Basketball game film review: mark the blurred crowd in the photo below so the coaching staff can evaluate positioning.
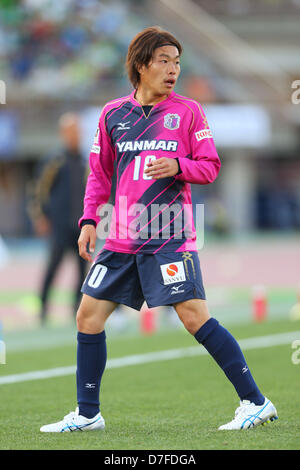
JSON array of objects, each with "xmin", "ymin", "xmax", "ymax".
[
  {"xmin": 0, "ymin": 0, "xmax": 223, "ymax": 102},
  {"xmin": 1, "ymin": 0, "xmax": 300, "ymax": 100},
  {"xmin": 0, "ymin": 0, "xmax": 143, "ymax": 99},
  {"xmin": 194, "ymin": 0, "xmax": 300, "ymax": 15}
]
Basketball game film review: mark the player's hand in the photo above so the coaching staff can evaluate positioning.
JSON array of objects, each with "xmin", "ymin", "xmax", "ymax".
[
  {"xmin": 78, "ymin": 224, "xmax": 96, "ymax": 263},
  {"xmin": 144, "ymin": 157, "xmax": 179, "ymax": 179}
]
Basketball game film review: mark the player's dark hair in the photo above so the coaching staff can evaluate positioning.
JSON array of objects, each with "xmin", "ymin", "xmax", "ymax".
[{"xmin": 126, "ymin": 26, "xmax": 182, "ymax": 89}]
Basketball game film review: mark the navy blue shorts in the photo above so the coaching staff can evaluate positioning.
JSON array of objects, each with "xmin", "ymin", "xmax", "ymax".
[{"xmin": 81, "ymin": 249, "xmax": 206, "ymax": 311}]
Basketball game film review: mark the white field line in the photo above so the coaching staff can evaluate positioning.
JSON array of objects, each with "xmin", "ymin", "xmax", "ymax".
[{"xmin": 0, "ymin": 330, "xmax": 299, "ymax": 386}]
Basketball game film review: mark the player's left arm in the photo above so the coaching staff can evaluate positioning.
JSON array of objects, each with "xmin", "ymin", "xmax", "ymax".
[
  {"xmin": 144, "ymin": 103, "xmax": 220, "ymax": 183},
  {"xmin": 174, "ymin": 102, "xmax": 221, "ymax": 184}
]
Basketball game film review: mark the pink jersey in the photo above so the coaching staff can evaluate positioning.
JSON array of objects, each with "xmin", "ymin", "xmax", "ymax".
[{"xmin": 79, "ymin": 90, "xmax": 221, "ymax": 253}]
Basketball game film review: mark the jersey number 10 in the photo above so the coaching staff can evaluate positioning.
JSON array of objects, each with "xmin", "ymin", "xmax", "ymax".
[{"xmin": 133, "ymin": 155, "xmax": 156, "ymax": 181}]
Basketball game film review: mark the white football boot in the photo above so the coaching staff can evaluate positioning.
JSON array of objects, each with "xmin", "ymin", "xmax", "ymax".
[
  {"xmin": 40, "ymin": 408, "xmax": 105, "ymax": 433},
  {"xmin": 218, "ymin": 397, "xmax": 278, "ymax": 430}
]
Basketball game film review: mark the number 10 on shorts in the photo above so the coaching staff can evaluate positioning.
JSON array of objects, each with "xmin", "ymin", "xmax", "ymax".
[{"xmin": 87, "ymin": 264, "xmax": 108, "ymax": 288}]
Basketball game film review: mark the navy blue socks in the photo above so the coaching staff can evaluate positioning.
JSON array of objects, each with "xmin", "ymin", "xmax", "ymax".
[
  {"xmin": 76, "ymin": 330, "xmax": 107, "ymax": 418},
  {"xmin": 76, "ymin": 318, "xmax": 264, "ymax": 419},
  {"xmin": 194, "ymin": 318, "xmax": 264, "ymax": 405}
]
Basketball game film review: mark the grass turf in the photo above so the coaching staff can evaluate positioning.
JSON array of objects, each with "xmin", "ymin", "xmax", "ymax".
[{"xmin": 0, "ymin": 318, "xmax": 299, "ymax": 450}]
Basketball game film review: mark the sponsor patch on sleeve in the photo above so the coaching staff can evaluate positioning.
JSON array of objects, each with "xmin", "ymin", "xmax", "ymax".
[
  {"xmin": 91, "ymin": 144, "xmax": 100, "ymax": 154},
  {"xmin": 195, "ymin": 129, "xmax": 213, "ymax": 142},
  {"xmin": 91, "ymin": 127, "xmax": 100, "ymax": 153}
]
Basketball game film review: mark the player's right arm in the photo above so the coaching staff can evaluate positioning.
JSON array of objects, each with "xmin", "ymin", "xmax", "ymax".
[
  {"xmin": 78, "ymin": 107, "xmax": 115, "ymax": 261},
  {"xmin": 78, "ymin": 223, "xmax": 97, "ymax": 263}
]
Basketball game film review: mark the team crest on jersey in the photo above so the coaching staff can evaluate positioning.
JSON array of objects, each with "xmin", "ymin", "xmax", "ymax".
[{"xmin": 164, "ymin": 113, "xmax": 180, "ymax": 130}]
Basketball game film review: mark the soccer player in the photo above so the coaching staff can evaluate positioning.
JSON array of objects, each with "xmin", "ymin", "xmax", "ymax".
[{"xmin": 40, "ymin": 26, "xmax": 278, "ymax": 432}]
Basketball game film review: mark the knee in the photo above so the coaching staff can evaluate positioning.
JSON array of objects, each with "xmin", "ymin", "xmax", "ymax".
[
  {"xmin": 76, "ymin": 297, "xmax": 116, "ymax": 334},
  {"xmin": 175, "ymin": 300, "xmax": 210, "ymax": 335},
  {"xmin": 76, "ymin": 305, "xmax": 88, "ymax": 332},
  {"xmin": 179, "ymin": 311, "xmax": 202, "ymax": 335},
  {"xmin": 76, "ymin": 304, "xmax": 100, "ymax": 333}
]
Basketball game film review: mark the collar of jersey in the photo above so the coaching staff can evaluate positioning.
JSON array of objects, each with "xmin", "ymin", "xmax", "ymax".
[{"xmin": 129, "ymin": 89, "xmax": 175, "ymax": 109}]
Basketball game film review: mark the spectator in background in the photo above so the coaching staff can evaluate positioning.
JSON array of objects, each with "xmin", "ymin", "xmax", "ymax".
[{"xmin": 28, "ymin": 112, "xmax": 87, "ymax": 325}]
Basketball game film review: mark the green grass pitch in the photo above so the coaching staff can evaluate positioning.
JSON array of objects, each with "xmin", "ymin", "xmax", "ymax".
[{"xmin": 0, "ymin": 318, "xmax": 299, "ymax": 450}]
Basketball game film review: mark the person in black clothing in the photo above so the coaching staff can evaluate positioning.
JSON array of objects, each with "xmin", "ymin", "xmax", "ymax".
[{"xmin": 29, "ymin": 112, "xmax": 88, "ymax": 324}]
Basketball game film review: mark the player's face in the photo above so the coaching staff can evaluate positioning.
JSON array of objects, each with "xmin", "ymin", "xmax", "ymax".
[{"xmin": 139, "ymin": 45, "xmax": 181, "ymax": 96}]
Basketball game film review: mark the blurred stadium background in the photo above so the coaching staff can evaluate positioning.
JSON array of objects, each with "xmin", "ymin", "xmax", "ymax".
[{"xmin": 0, "ymin": 0, "xmax": 300, "ymax": 346}]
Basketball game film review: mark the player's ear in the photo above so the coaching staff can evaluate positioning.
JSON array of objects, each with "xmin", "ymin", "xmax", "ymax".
[{"xmin": 137, "ymin": 63, "xmax": 145, "ymax": 76}]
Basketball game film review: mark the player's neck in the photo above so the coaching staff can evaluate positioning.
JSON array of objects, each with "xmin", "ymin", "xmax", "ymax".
[{"xmin": 135, "ymin": 87, "xmax": 170, "ymax": 106}]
